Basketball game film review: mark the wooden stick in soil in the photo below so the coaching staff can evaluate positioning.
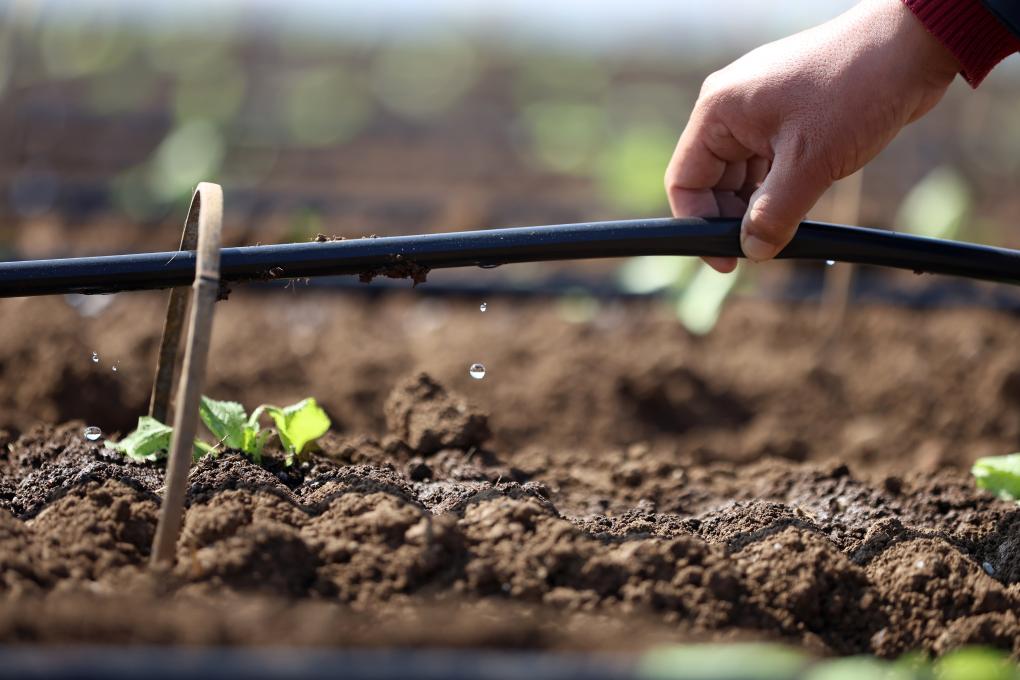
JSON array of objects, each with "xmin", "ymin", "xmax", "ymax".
[
  {"xmin": 150, "ymin": 183, "xmax": 223, "ymax": 567},
  {"xmin": 148, "ymin": 204, "xmax": 201, "ymax": 423}
]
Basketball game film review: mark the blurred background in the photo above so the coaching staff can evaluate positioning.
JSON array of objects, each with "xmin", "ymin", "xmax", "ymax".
[{"xmin": 1, "ymin": 0, "xmax": 1019, "ymax": 331}]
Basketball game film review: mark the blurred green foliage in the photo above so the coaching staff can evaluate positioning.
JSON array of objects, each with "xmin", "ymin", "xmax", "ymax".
[
  {"xmin": 639, "ymin": 643, "xmax": 809, "ymax": 680},
  {"xmin": 972, "ymin": 452, "xmax": 1020, "ymax": 501},
  {"xmin": 556, "ymin": 287, "xmax": 600, "ymax": 324},
  {"xmin": 83, "ymin": 66, "xmax": 159, "ymax": 114},
  {"xmin": 173, "ymin": 61, "xmax": 247, "ymax": 123},
  {"xmin": 40, "ymin": 18, "xmax": 137, "ymax": 78},
  {"xmin": 895, "ymin": 166, "xmax": 972, "ymax": 240},
  {"xmin": 617, "ymin": 256, "xmax": 698, "ymax": 295},
  {"xmin": 638, "ymin": 643, "xmax": 1020, "ymax": 680},
  {"xmin": 513, "ymin": 54, "xmax": 611, "ymax": 105},
  {"xmin": 596, "ymin": 123, "xmax": 674, "ymax": 215},
  {"xmin": 521, "ymin": 100, "xmax": 606, "ymax": 173},
  {"xmin": 372, "ymin": 33, "xmax": 479, "ymax": 120},
  {"xmin": 149, "ymin": 120, "xmax": 225, "ymax": 202},
  {"xmin": 282, "ymin": 65, "xmax": 372, "ymax": 147},
  {"xmin": 6, "ymin": 7, "xmax": 1013, "ymax": 259},
  {"xmin": 675, "ymin": 262, "xmax": 739, "ymax": 335},
  {"xmin": 617, "ymin": 255, "xmax": 738, "ymax": 335}
]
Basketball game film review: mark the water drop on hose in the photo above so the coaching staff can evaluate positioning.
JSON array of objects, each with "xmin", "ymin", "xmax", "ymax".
[
  {"xmin": 91, "ymin": 352, "xmax": 99, "ymax": 363},
  {"xmin": 479, "ymin": 302, "xmax": 487, "ymax": 312}
]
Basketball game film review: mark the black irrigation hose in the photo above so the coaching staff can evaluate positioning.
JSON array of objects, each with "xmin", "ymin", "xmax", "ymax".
[{"xmin": 1, "ymin": 217, "xmax": 1018, "ymax": 298}]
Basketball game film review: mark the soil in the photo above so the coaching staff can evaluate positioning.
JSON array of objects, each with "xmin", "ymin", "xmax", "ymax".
[{"xmin": 1, "ymin": 291, "xmax": 1020, "ymax": 658}]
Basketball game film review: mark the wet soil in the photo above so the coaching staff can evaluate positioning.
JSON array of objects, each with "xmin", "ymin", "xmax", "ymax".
[{"xmin": 1, "ymin": 293, "xmax": 1019, "ymax": 656}]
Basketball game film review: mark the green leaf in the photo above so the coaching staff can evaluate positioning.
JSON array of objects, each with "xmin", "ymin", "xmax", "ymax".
[
  {"xmin": 199, "ymin": 396, "xmax": 248, "ymax": 450},
  {"xmin": 265, "ymin": 398, "xmax": 330, "ymax": 463},
  {"xmin": 105, "ymin": 416, "xmax": 173, "ymax": 462},
  {"xmin": 617, "ymin": 256, "xmax": 698, "ymax": 295},
  {"xmin": 972, "ymin": 454, "xmax": 1020, "ymax": 501},
  {"xmin": 676, "ymin": 262, "xmax": 739, "ymax": 335},
  {"xmin": 801, "ymin": 656, "xmax": 914, "ymax": 680},
  {"xmin": 935, "ymin": 647, "xmax": 1015, "ymax": 680},
  {"xmin": 240, "ymin": 427, "xmax": 269, "ymax": 464},
  {"xmin": 638, "ymin": 643, "xmax": 809, "ymax": 680}
]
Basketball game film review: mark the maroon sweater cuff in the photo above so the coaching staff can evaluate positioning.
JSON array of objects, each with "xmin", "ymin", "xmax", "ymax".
[{"xmin": 902, "ymin": 0, "xmax": 1020, "ymax": 86}]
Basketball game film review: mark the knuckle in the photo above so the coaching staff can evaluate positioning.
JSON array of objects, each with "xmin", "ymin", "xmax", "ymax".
[
  {"xmin": 700, "ymin": 70, "xmax": 724, "ymax": 96},
  {"xmin": 746, "ymin": 200, "xmax": 793, "ymax": 244}
]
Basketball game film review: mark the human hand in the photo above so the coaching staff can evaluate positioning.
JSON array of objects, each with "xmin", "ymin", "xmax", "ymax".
[{"xmin": 664, "ymin": 0, "xmax": 960, "ymax": 272}]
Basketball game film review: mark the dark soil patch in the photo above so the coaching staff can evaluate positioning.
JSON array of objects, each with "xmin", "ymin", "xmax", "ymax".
[{"xmin": 1, "ymin": 325, "xmax": 1019, "ymax": 656}]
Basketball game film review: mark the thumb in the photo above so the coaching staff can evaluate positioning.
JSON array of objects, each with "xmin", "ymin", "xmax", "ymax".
[{"xmin": 740, "ymin": 145, "xmax": 832, "ymax": 262}]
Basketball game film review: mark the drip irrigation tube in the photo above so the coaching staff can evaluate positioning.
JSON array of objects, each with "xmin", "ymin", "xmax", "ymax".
[{"xmin": 1, "ymin": 218, "xmax": 1018, "ymax": 298}]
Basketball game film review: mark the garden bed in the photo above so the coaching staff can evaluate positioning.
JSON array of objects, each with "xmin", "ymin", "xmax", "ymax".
[{"xmin": 0, "ymin": 292, "xmax": 1019, "ymax": 659}]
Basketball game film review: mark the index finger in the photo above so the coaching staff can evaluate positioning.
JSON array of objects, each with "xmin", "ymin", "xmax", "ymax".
[{"xmin": 665, "ymin": 113, "xmax": 757, "ymax": 273}]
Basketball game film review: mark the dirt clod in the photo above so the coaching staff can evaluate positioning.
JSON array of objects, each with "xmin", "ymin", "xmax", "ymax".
[
  {"xmin": 0, "ymin": 298, "xmax": 1018, "ymax": 656},
  {"xmin": 384, "ymin": 373, "xmax": 490, "ymax": 455}
]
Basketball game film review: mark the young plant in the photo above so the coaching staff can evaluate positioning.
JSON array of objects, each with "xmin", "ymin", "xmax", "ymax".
[
  {"xmin": 107, "ymin": 396, "xmax": 331, "ymax": 467},
  {"xmin": 972, "ymin": 453, "xmax": 1020, "ymax": 501},
  {"xmin": 254, "ymin": 398, "xmax": 331, "ymax": 465},
  {"xmin": 199, "ymin": 397, "xmax": 270, "ymax": 462},
  {"xmin": 199, "ymin": 395, "xmax": 330, "ymax": 465},
  {"xmin": 105, "ymin": 416, "xmax": 211, "ymax": 462}
]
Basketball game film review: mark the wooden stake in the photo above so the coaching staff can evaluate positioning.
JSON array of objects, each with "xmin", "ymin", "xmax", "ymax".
[
  {"xmin": 148, "ymin": 207, "xmax": 200, "ymax": 424},
  {"xmin": 150, "ymin": 183, "xmax": 223, "ymax": 566}
]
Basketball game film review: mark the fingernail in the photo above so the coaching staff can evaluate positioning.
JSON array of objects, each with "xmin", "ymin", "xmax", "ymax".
[{"xmin": 741, "ymin": 233, "xmax": 778, "ymax": 262}]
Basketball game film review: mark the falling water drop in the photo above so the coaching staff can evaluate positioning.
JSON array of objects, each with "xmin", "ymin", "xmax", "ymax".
[
  {"xmin": 825, "ymin": 260, "xmax": 835, "ymax": 266},
  {"xmin": 469, "ymin": 363, "xmax": 486, "ymax": 380},
  {"xmin": 479, "ymin": 302, "xmax": 487, "ymax": 312},
  {"xmin": 112, "ymin": 362, "xmax": 119, "ymax": 372},
  {"xmin": 91, "ymin": 352, "xmax": 99, "ymax": 363},
  {"xmin": 83, "ymin": 426, "xmax": 102, "ymax": 441}
]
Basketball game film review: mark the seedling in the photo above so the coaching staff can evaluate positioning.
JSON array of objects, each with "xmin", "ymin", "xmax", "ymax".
[
  {"xmin": 971, "ymin": 453, "xmax": 1020, "ymax": 501},
  {"xmin": 199, "ymin": 396, "xmax": 330, "ymax": 465},
  {"xmin": 106, "ymin": 395, "xmax": 330, "ymax": 467},
  {"xmin": 105, "ymin": 416, "xmax": 211, "ymax": 462}
]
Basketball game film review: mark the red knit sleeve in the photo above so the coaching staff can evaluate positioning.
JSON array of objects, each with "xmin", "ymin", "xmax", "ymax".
[{"xmin": 902, "ymin": 0, "xmax": 1020, "ymax": 86}]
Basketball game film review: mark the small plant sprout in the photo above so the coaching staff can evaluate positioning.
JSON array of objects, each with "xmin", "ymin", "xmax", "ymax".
[
  {"xmin": 199, "ymin": 397, "xmax": 271, "ymax": 462},
  {"xmin": 196, "ymin": 395, "xmax": 328, "ymax": 464},
  {"xmin": 971, "ymin": 453, "xmax": 1020, "ymax": 501},
  {"xmin": 106, "ymin": 396, "xmax": 330, "ymax": 467},
  {"xmin": 255, "ymin": 398, "xmax": 331, "ymax": 465},
  {"xmin": 105, "ymin": 416, "xmax": 211, "ymax": 462},
  {"xmin": 199, "ymin": 395, "xmax": 331, "ymax": 465}
]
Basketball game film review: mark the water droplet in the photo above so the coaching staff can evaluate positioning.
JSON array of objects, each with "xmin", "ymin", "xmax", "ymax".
[
  {"xmin": 479, "ymin": 302, "xmax": 487, "ymax": 312},
  {"xmin": 83, "ymin": 426, "xmax": 102, "ymax": 441},
  {"xmin": 825, "ymin": 260, "xmax": 835, "ymax": 266},
  {"xmin": 91, "ymin": 352, "xmax": 99, "ymax": 363},
  {"xmin": 469, "ymin": 363, "xmax": 486, "ymax": 380},
  {"xmin": 478, "ymin": 263, "xmax": 501, "ymax": 269},
  {"xmin": 112, "ymin": 363, "xmax": 119, "ymax": 372}
]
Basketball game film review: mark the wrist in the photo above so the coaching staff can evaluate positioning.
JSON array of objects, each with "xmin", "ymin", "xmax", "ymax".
[
  {"xmin": 881, "ymin": 0, "xmax": 962, "ymax": 87},
  {"xmin": 901, "ymin": 0, "xmax": 1020, "ymax": 86}
]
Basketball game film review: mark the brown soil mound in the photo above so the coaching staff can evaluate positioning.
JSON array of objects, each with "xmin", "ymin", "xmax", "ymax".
[
  {"xmin": 1, "ymin": 293, "xmax": 1019, "ymax": 655},
  {"xmin": 0, "ymin": 353, "xmax": 1019, "ymax": 655}
]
